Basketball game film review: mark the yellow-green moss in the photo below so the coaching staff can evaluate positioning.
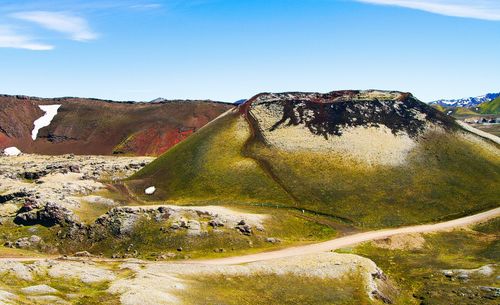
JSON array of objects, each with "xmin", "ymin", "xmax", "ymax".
[
  {"xmin": 340, "ymin": 226, "xmax": 499, "ymax": 305},
  {"xmin": 177, "ymin": 273, "xmax": 373, "ymax": 305},
  {"xmin": 0, "ymin": 271, "xmax": 119, "ymax": 305}
]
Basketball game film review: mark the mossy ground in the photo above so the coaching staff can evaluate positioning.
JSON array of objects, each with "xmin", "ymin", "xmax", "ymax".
[
  {"xmin": 72, "ymin": 199, "xmax": 114, "ymax": 225},
  {"xmin": 176, "ymin": 272, "xmax": 373, "ymax": 305},
  {"xmin": 0, "ymin": 270, "xmax": 119, "ymax": 304},
  {"xmin": 0, "ymin": 221, "xmax": 61, "ymax": 255},
  {"xmin": 340, "ymin": 219, "xmax": 500, "ymax": 304}
]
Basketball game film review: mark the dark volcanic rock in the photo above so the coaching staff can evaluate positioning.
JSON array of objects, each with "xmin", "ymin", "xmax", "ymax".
[
  {"xmin": 20, "ymin": 197, "xmax": 41, "ymax": 212},
  {"xmin": 15, "ymin": 202, "xmax": 75, "ymax": 227},
  {"xmin": 247, "ymin": 90, "xmax": 457, "ymax": 140},
  {"xmin": 23, "ymin": 171, "xmax": 48, "ymax": 180},
  {"xmin": 0, "ymin": 191, "xmax": 30, "ymax": 204}
]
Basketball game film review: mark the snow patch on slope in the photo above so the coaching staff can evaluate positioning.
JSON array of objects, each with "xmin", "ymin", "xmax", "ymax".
[
  {"xmin": 31, "ymin": 105, "xmax": 61, "ymax": 140},
  {"xmin": 145, "ymin": 186, "xmax": 156, "ymax": 195},
  {"xmin": 3, "ymin": 147, "xmax": 21, "ymax": 156}
]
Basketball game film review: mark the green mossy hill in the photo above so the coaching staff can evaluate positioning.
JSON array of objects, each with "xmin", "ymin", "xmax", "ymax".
[
  {"xmin": 128, "ymin": 91, "xmax": 500, "ymax": 228},
  {"xmin": 453, "ymin": 107, "xmax": 479, "ymax": 116},
  {"xmin": 432, "ymin": 105, "xmax": 479, "ymax": 116},
  {"xmin": 479, "ymin": 97, "xmax": 500, "ymax": 114},
  {"xmin": 431, "ymin": 104, "xmax": 446, "ymax": 113},
  {"xmin": 246, "ymin": 132, "xmax": 500, "ymax": 227},
  {"xmin": 128, "ymin": 109, "xmax": 293, "ymax": 205}
]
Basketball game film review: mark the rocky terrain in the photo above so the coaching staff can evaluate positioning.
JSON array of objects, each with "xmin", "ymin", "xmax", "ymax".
[
  {"xmin": 0, "ymin": 154, "xmax": 153, "ymax": 209},
  {"xmin": 0, "ymin": 95, "xmax": 233, "ymax": 156},
  {"xmin": 0, "ymin": 153, "xmax": 307, "ymax": 260},
  {"xmin": 0, "ymin": 252, "xmax": 393, "ymax": 305}
]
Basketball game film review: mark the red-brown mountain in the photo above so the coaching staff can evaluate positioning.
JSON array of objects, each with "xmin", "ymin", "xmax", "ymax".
[{"xmin": 0, "ymin": 95, "xmax": 232, "ymax": 156}]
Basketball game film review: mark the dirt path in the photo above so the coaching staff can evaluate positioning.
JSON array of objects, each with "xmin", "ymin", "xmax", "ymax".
[
  {"xmin": 1, "ymin": 207, "xmax": 499, "ymax": 265},
  {"xmin": 189, "ymin": 207, "xmax": 500, "ymax": 265},
  {"xmin": 458, "ymin": 121, "xmax": 500, "ymax": 145}
]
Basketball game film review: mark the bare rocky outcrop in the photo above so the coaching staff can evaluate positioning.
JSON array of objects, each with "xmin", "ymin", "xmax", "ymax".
[
  {"xmin": 93, "ymin": 205, "xmax": 266, "ymax": 239},
  {"xmin": 21, "ymin": 284, "xmax": 58, "ymax": 295},
  {"xmin": 442, "ymin": 264, "xmax": 497, "ymax": 280},
  {"xmin": 245, "ymin": 90, "xmax": 458, "ymax": 166}
]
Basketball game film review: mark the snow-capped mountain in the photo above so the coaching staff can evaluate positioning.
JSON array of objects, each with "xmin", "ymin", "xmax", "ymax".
[
  {"xmin": 430, "ymin": 92, "xmax": 500, "ymax": 108},
  {"xmin": 150, "ymin": 97, "xmax": 167, "ymax": 103}
]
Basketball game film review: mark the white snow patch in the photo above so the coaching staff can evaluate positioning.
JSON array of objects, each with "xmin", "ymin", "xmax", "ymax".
[
  {"xmin": 31, "ymin": 104, "xmax": 61, "ymax": 140},
  {"xmin": 3, "ymin": 147, "xmax": 21, "ymax": 156},
  {"xmin": 145, "ymin": 186, "xmax": 156, "ymax": 195}
]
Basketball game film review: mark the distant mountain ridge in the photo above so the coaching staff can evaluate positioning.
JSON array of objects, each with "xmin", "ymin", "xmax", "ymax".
[
  {"xmin": 430, "ymin": 92, "xmax": 500, "ymax": 108},
  {"xmin": 0, "ymin": 95, "xmax": 232, "ymax": 156}
]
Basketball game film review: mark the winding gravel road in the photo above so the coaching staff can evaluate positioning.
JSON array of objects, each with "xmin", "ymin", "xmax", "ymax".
[
  {"xmin": 1, "ymin": 207, "xmax": 499, "ymax": 265},
  {"xmin": 190, "ymin": 207, "xmax": 500, "ymax": 265}
]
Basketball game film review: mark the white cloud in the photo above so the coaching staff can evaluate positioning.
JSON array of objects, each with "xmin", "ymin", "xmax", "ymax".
[
  {"xmin": 11, "ymin": 11, "xmax": 98, "ymax": 41},
  {"xmin": 0, "ymin": 26, "xmax": 53, "ymax": 50},
  {"xmin": 354, "ymin": 0, "xmax": 500, "ymax": 21}
]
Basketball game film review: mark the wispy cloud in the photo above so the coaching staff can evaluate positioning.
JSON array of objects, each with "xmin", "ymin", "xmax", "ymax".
[
  {"xmin": 0, "ymin": 26, "xmax": 53, "ymax": 50},
  {"xmin": 11, "ymin": 11, "xmax": 98, "ymax": 41},
  {"xmin": 0, "ymin": 1, "xmax": 164, "ymax": 13},
  {"xmin": 0, "ymin": 1, "xmax": 166, "ymax": 51},
  {"xmin": 354, "ymin": 0, "xmax": 500, "ymax": 21},
  {"xmin": 129, "ymin": 3, "xmax": 162, "ymax": 10}
]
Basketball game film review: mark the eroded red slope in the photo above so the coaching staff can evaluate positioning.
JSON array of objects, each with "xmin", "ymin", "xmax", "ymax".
[{"xmin": 0, "ymin": 95, "xmax": 233, "ymax": 156}]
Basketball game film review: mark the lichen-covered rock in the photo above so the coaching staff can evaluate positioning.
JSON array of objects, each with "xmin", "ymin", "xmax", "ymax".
[
  {"xmin": 94, "ymin": 207, "xmax": 142, "ymax": 236},
  {"xmin": 0, "ymin": 289, "xmax": 17, "ymax": 303},
  {"xmin": 186, "ymin": 220, "xmax": 202, "ymax": 236},
  {"xmin": 21, "ymin": 284, "xmax": 58, "ymax": 295}
]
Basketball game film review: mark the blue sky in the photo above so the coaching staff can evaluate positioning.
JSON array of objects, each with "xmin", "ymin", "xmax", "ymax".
[{"xmin": 0, "ymin": 0, "xmax": 499, "ymax": 102}]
